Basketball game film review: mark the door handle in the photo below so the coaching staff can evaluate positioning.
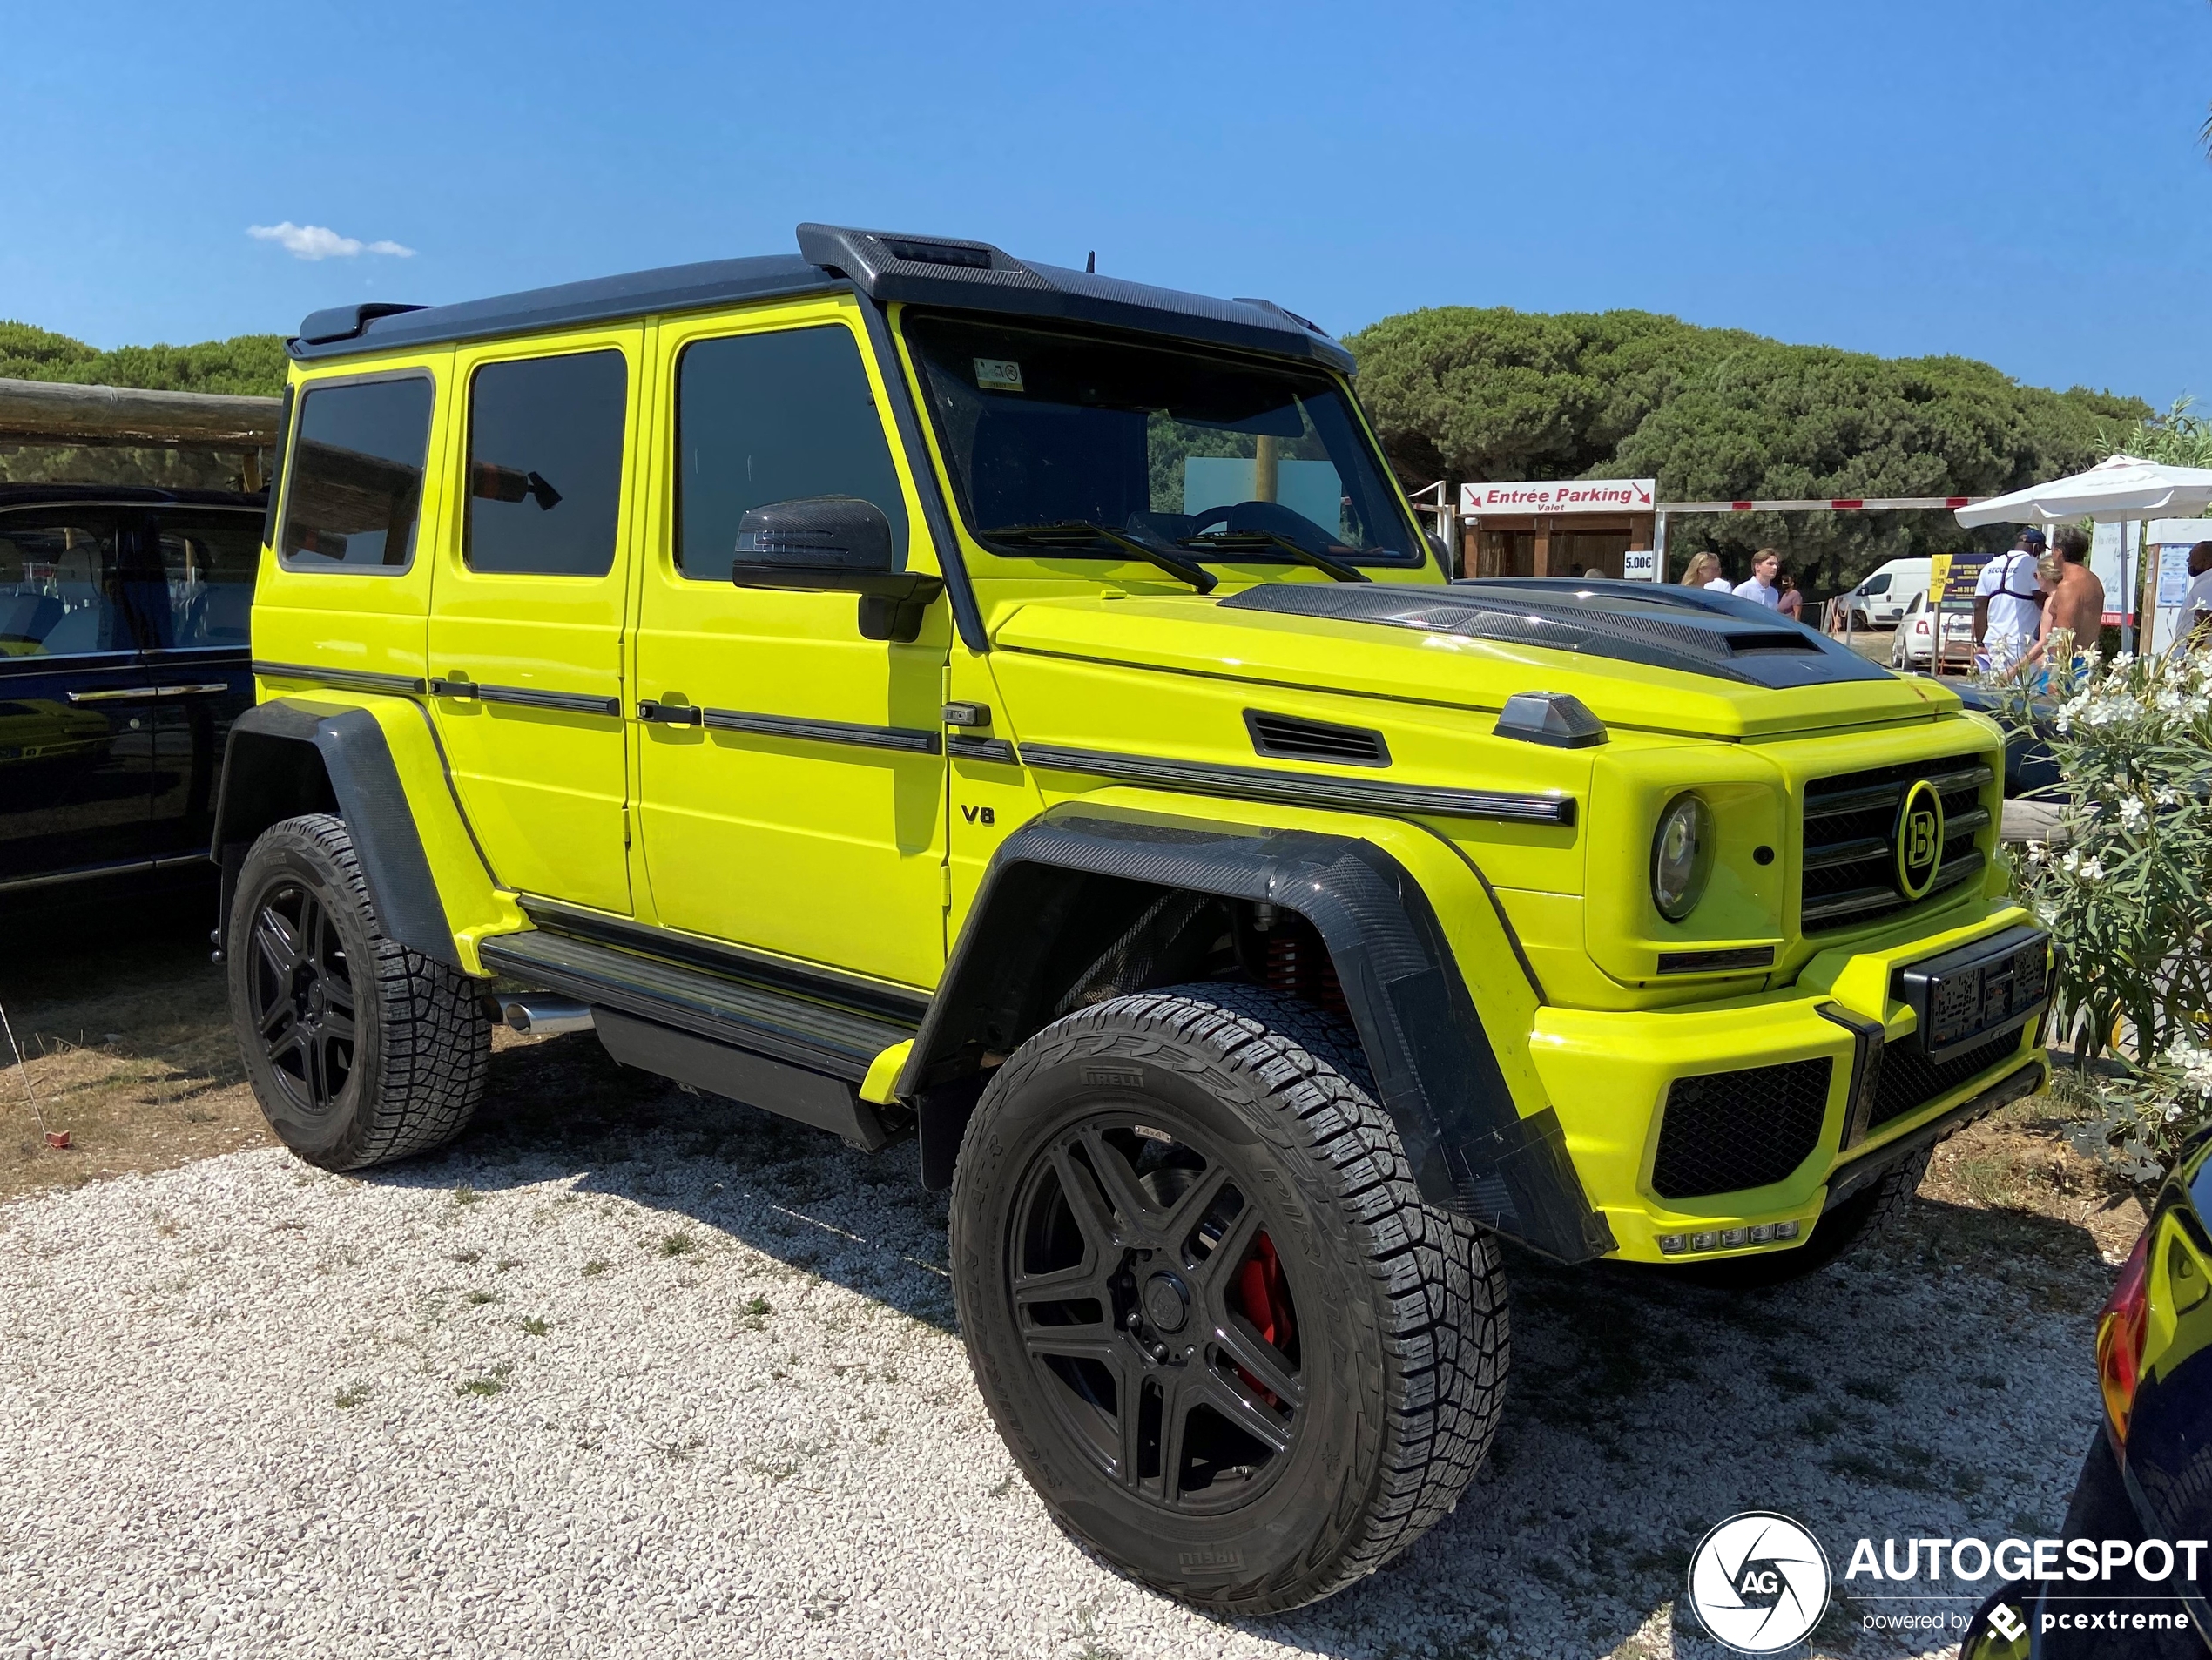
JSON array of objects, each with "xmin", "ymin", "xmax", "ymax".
[
  {"xmin": 156, "ymin": 683, "xmax": 231, "ymax": 698},
  {"xmin": 637, "ymin": 698, "xmax": 704, "ymax": 725},
  {"xmin": 428, "ymin": 676, "xmax": 478, "ymax": 698},
  {"xmin": 66, "ymin": 686, "xmax": 162, "ymax": 703}
]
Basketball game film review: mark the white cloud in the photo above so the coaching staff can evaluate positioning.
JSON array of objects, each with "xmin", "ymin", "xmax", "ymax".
[{"xmin": 247, "ymin": 222, "xmax": 416, "ymax": 260}]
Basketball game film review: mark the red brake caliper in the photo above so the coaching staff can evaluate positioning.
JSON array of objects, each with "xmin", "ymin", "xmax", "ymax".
[{"xmin": 1231, "ymin": 1232, "xmax": 1294, "ymax": 1406}]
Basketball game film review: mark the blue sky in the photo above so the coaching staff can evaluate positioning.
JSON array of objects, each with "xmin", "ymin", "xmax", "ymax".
[{"xmin": 5, "ymin": 0, "xmax": 2209, "ymax": 408}]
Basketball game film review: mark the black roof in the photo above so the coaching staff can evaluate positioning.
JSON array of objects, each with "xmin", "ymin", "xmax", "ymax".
[
  {"xmin": 288, "ymin": 224, "xmax": 1356, "ymax": 375},
  {"xmin": 0, "ymin": 483, "xmax": 264, "ymax": 510}
]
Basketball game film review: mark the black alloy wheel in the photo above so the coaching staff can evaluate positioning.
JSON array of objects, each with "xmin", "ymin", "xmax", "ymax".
[
  {"xmin": 246, "ymin": 880, "xmax": 358, "ymax": 1116},
  {"xmin": 1010, "ymin": 1110, "xmax": 1304, "ymax": 1515},
  {"xmin": 228, "ymin": 813, "xmax": 489, "ymax": 1171},
  {"xmin": 951, "ymin": 982, "xmax": 1507, "ymax": 1613}
]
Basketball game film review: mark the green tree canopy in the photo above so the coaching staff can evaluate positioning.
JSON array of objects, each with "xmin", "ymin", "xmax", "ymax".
[
  {"xmin": 1346, "ymin": 306, "xmax": 2149, "ymax": 594},
  {"xmin": 0, "ymin": 321, "xmax": 287, "ymax": 396}
]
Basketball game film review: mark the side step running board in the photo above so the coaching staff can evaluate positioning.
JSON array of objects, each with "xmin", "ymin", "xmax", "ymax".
[
  {"xmin": 477, "ymin": 926, "xmax": 919, "ymax": 1151},
  {"xmin": 593, "ymin": 1009, "xmax": 889, "ymax": 1151}
]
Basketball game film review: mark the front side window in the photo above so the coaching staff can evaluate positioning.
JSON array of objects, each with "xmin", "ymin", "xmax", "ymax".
[
  {"xmin": 280, "ymin": 376, "xmax": 435, "ymax": 570},
  {"xmin": 466, "ymin": 349, "xmax": 628, "ymax": 577},
  {"xmin": 675, "ymin": 326, "xmax": 908, "ymax": 579},
  {"xmin": 901, "ymin": 312, "xmax": 1420, "ymax": 569}
]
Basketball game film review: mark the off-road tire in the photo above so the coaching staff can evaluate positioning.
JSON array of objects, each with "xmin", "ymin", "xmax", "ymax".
[
  {"xmin": 948, "ymin": 982, "xmax": 1506, "ymax": 1614},
  {"xmin": 228, "ymin": 813, "xmax": 489, "ymax": 1171},
  {"xmin": 1676, "ymin": 1144, "xmax": 1933, "ymax": 1289}
]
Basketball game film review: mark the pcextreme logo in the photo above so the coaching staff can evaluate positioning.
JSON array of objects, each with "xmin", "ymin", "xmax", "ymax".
[{"xmin": 1686, "ymin": 1512, "xmax": 1832, "ymax": 1654}]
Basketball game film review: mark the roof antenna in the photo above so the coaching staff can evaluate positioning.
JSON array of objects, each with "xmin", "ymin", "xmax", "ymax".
[{"xmin": 1085, "ymin": 251, "xmax": 1096, "ymax": 274}]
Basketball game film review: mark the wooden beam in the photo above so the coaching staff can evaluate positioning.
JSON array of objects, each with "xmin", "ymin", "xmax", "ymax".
[{"xmin": 0, "ymin": 377, "xmax": 280, "ymax": 446}]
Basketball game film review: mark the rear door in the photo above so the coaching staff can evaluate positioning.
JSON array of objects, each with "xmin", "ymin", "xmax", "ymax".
[
  {"xmin": 425, "ymin": 331, "xmax": 641, "ymax": 916},
  {"xmin": 0, "ymin": 504, "xmax": 158, "ymax": 888},
  {"xmin": 145, "ymin": 505, "xmax": 260, "ymax": 860}
]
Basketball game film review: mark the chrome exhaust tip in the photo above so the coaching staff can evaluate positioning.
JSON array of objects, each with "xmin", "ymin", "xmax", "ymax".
[{"xmin": 500, "ymin": 997, "xmax": 595, "ymax": 1036}]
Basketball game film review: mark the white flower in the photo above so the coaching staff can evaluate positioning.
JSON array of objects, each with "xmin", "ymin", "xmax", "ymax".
[
  {"xmin": 2168, "ymin": 1040, "xmax": 2212, "ymax": 1094},
  {"xmin": 2156, "ymin": 789, "xmax": 2182, "ymax": 808},
  {"xmin": 2119, "ymin": 796, "xmax": 2148, "ymax": 829},
  {"xmin": 2080, "ymin": 858, "xmax": 2106, "ymax": 882}
]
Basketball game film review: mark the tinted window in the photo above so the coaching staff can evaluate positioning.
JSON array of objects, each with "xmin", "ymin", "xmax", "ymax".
[
  {"xmin": 0, "ymin": 510, "xmax": 129, "ymax": 657},
  {"xmin": 466, "ymin": 350, "xmax": 628, "ymax": 577},
  {"xmin": 157, "ymin": 511, "xmax": 261, "ymax": 647},
  {"xmin": 676, "ymin": 327, "xmax": 907, "ymax": 578},
  {"xmin": 280, "ymin": 377, "xmax": 435, "ymax": 570}
]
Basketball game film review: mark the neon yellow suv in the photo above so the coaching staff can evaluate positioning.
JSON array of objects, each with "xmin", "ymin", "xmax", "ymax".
[{"xmin": 217, "ymin": 224, "xmax": 2053, "ymax": 1611}]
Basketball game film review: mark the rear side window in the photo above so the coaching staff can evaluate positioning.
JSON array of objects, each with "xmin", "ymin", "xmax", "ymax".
[
  {"xmin": 280, "ymin": 376, "xmax": 435, "ymax": 570},
  {"xmin": 157, "ymin": 510, "xmax": 261, "ymax": 647},
  {"xmin": 675, "ymin": 326, "xmax": 907, "ymax": 578},
  {"xmin": 466, "ymin": 350, "xmax": 628, "ymax": 577}
]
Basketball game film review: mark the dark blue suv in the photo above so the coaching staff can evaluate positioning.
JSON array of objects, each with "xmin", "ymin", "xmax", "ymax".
[{"xmin": 0, "ymin": 484, "xmax": 261, "ymax": 901}]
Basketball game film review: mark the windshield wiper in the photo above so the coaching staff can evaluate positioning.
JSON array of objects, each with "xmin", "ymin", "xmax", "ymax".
[
  {"xmin": 1179, "ymin": 529, "xmax": 1368, "ymax": 583},
  {"xmin": 981, "ymin": 523, "xmax": 1217, "ymax": 594}
]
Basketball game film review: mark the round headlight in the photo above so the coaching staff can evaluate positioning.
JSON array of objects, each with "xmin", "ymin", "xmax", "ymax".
[{"xmin": 1651, "ymin": 793, "xmax": 1714, "ymax": 922}]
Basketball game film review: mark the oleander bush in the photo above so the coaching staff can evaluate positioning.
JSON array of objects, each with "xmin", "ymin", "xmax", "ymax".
[{"xmin": 1994, "ymin": 642, "xmax": 2212, "ymax": 1166}]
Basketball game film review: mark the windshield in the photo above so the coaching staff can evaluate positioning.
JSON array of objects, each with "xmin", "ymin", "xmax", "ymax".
[{"xmin": 901, "ymin": 312, "xmax": 1422, "ymax": 570}]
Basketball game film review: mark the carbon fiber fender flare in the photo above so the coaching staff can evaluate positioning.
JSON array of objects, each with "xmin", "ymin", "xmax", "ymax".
[
  {"xmin": 211, "ymin": 698, "xmax": 458, "ymax": 967},
  {"xmin": 903, "ymin": 806, "xmax": 1613, "ymax": 1263}
]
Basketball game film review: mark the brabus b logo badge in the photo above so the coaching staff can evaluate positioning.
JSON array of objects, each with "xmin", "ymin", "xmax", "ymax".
[{"xmin": 1894, "ymin": 778, "xmax": 1946, "ymax": 900}]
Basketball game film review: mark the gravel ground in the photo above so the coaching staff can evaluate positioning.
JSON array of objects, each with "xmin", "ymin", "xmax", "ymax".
[{"xmin": 0, "ymin": 1039, "xmax": 2109, "ymax": 1660}]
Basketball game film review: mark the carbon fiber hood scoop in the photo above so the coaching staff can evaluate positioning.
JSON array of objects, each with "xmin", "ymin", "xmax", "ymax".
[{"xmin": 1218, "ymin": 578, "xmax": 1893, "ymax": 690}]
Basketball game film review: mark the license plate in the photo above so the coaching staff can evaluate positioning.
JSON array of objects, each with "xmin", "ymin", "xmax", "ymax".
[{"xmin": 1891, "ymin": 927, "xmax": 2051, "ymax": 1063}]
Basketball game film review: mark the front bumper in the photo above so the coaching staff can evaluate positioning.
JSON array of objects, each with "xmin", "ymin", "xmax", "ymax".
[{"xmin": 1529, "ymin": 905, "xmax": 2052, "ymax": 1265}]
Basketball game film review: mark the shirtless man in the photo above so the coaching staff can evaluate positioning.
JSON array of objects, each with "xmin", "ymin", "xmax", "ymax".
[{"xmin": 2017, "ymin": 524, "xmax": 2105, "ymax": 681}]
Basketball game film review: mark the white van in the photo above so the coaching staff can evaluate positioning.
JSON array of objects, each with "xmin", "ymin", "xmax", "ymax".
[{"xmin": 1842, "ymin": 557, "xmax": 1931, "ymax": 629}]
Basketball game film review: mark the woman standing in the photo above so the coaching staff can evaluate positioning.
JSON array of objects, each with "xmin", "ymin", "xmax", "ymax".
[
  {"xmin": 1682, "ymin": 551, "xmax": 1733, "ymax": 592},
  {"xmin": 1777, "ymin": 572, "xmax": 1804, "ymax": 622}
]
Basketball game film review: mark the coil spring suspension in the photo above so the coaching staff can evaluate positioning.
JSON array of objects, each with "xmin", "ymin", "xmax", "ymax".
[{"xmin": 1263, "ymin": 915, "xmax": 1347, "ymax": 1020}]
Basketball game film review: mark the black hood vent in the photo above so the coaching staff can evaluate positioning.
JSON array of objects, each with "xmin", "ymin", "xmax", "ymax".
[
  {"xmin": 1244, "ymin": 709, "xmax": 1390, "ymax": 766},
  {"xmin": 1219, "ymin": 578, "xmax": 1892, "ymax": 690}
]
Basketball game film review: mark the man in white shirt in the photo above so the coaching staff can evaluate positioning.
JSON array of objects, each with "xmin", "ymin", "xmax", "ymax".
[
  {"xmin": 1974, "ymin": 530, "xmax": 2046, "ymax": 672},
  {"xmin": 2182, "ymin": 540, "xmax": 2212, "ymax": 650},
  {"xmin": 1731, "ymin": 549, "xmax": 1781, "ymax": 608}
]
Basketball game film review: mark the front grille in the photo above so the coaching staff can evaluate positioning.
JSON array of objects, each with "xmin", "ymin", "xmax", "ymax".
[
  {"xmin": 1867, "ymin": 1026, "xmax": 2031, "ymax": 1131},
  {"xmin": 1652, "ymin": 1058, "xmax": 1833, "ymax": 1200},
  {"xmin": 1800, "ymin": 754, "xmax": 1993, "ymax": 934}
]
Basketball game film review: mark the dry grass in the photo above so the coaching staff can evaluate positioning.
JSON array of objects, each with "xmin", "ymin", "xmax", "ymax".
[
  {"xmin": 1919, "ymin": 1086, "xmax": 2152, "ymax": 1266},
  {"xmin": 0, "ymin": 887, "xmax": 268, "ymax": 1201}
]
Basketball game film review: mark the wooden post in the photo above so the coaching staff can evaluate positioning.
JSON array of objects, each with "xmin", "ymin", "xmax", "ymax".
[
  {"xmin": 1253, "ymin": 435, "xmax": 1278, "ymax": 503},
  {"xmin": 0, "ymin": 376, "xmax": 279, "ymax": 444},
  {"xmin": 1533, "ymin": 516, "xmax": 1552, "ymax": 577}
]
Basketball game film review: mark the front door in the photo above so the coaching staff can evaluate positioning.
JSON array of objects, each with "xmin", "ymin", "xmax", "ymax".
[
  {"xmin": 633, "ymin": 307, "xmax": 948, "ymax": 989},
  {"xmin": 427, "ymin": 332, "xmax": 641, "ymax": 915}
]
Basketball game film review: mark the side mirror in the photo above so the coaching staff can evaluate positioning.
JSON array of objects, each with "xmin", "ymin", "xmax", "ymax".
[{"xmin": 730, "ymin": 496, "xmax": 944, "ymax": 643}]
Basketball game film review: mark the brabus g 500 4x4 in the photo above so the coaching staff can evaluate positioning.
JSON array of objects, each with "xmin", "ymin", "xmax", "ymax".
[{"xmin": 217, "ymin": 225, "xmax": 2052, "ymax": 1611}]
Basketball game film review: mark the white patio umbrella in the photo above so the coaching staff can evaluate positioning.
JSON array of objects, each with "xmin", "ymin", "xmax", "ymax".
[
  {"xmin": 1954, "ymin": 455, "xmax": 2212, "ymax": 649},
  {"xmin": 1954, "ymin": 454, "xmax": 2212, "ymax": 527}
]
